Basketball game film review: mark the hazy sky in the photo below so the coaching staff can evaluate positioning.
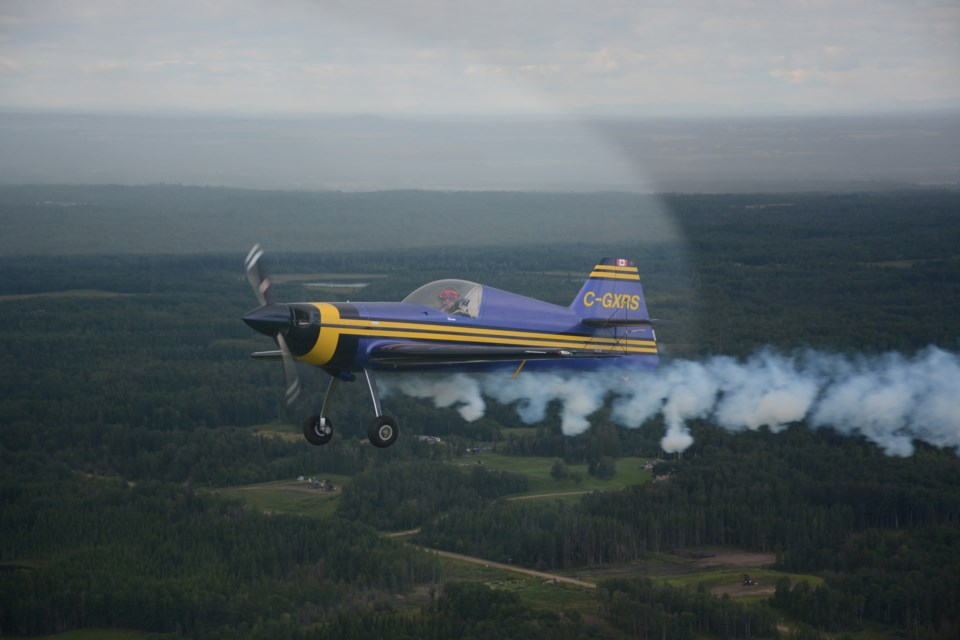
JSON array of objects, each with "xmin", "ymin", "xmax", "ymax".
[{"xmin": 1, "ymin": 0, "xmax": 958, "ymax": 116}]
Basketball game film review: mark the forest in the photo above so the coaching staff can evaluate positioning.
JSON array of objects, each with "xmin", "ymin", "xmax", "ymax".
[{"xmin": 1, "ymin": 186, "xmax": 959, "ymax": 639}]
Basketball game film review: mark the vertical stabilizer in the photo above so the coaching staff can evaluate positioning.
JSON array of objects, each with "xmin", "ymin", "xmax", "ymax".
[{"xmin": 570, "ymin": 258, "xmax": 653, "ymax": 327}]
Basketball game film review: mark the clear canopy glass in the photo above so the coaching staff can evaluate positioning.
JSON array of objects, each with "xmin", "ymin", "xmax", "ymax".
[{"xmin": 402, "ymin": 279, "xmax": 484, "ymax": 318}]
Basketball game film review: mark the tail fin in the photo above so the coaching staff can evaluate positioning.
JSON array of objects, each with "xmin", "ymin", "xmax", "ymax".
[{"xmin": 570, "ymin": 258, "xmax": 653, "ymax": 328}]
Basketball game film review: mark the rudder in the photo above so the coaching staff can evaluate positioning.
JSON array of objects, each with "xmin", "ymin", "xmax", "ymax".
[{"xmin": 569, "ymin": 258, "xmax": 652, "ymax": 326}]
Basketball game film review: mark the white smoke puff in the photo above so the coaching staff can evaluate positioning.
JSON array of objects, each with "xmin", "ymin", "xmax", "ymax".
[
  {"xmin": 609, "ymin": 370, "xmax": 671, "ymax": 428},
  {"xmin": 392, "ymin": 374, "xmax": 487, "ymax": 422},
  {"xmin": 809, "ymin": 347, "xmax": 960, "ymax": 456},
  {"xmin": 657, "ymin": 360, "xmax": 721, "ymax": 452},
  {"xmin": 384, "ymin": 347, "xmax": 960, "ymax": 457},
  {"xmin": 907, "ymin": 348, "xmax": 960, "ymax": 450},
  {"xmin": 661, "ymin": 420, "xmax": 695, "ymax": 453},
  {"xmin": 710, "ymin": 352, "xmax": 818, "ymax": 432},
  {"xmin": 478, "ymin": 372, "xmax": 556, "ymax": 424},
  {"xmin": 553, "ymin": 376, "xmax": 607, "ymax": 435},
  {"xmin": 809, "ymin": 351, "xmax": 915, "ymax": 455},
  {"xmin": 479, "ymin": 373, "xmax": 608, "ymax": 435}
]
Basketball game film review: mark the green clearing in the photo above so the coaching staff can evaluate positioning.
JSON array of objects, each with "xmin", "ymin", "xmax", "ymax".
[
  {"xmin": 248, "ymin": 422, "xmax": 303, "ymax": 442},
  {"xmin": 664, "ymin": 567, "xmax": 824, "ymax": 600},
  {"xmin": 461, "ymin": 453, "xmax": 654, "ymax": 497},
  {"xmin": 437, "ymin": 555, "xmax": 601, "ymax": 617},
  {"xmin": 213, "ymin": 477, "xmax": 349, "ymax": 519}
]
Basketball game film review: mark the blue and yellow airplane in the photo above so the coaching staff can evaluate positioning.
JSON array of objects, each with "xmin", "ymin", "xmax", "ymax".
[{"xmin": 243, "ymin": 245, "xmax": 658, "ymax": 448}]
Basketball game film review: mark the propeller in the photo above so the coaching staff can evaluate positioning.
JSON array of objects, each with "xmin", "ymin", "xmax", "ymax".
[
  {"xmin": 244, "ymin": 244, "xmax": 300, "ymax": 405},
  {"xmin": 244, "ymin": 243, "xmax": 274, "ymax": 306}
]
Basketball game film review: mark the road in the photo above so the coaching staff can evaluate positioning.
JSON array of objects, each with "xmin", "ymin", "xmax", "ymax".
[
  {"xmin": 424, "ymin": 548, "xmax": 597, "ymax": 589},
  {"xmin": 386, "ymin": 529, "xmax": 596, "ymax": 590}
]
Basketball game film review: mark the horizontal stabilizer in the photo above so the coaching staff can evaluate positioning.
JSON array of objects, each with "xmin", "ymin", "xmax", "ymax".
[{"xmin": 581, "ymin": 317, "xmax": 659, "ymax": 328}]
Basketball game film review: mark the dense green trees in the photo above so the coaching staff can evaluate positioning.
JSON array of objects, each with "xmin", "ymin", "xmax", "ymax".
[
  {"xmin": 600, "ymin": 578, "xmax": 778, "ymax": 639},
  {"xmin": 0, "ymin": 455, "xmax": 438, "ymax": 637},
  {"xmin": 336, "ymin": 460, "xmax": 528, "ymax": 530},
  {"xmin": 772, "ymin": 527, "xmax": 960, "ymax": 636},
  {"xmin": 2, "ymin": 187, "xmax": 960, "ymax": 637}
]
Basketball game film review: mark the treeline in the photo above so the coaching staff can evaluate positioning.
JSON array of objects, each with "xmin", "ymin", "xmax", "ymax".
[
  {"xmin": 416, "ymin": 500, "xmax": 643, "ymax": 569},
  {"xmin": 772, "ymin": 527, "xmax": 960, "ymax": 636},
  {"xmin": 226, "ymin": 581, "xmax": 610, "ymax": 640},
  {"xmin": 580, "ymin": 426, "xmax": 960, "ymax": 569},
  {"xmin": 336, "ymin": 460, "xmax": 529, "ymax": 530},
  {"xmin": 599, "ymin": 578, "xmax": 778, "ymax": 639},
  {"xmin": 500, "ymin": 417, "xmax": 664, "ymax": 461},
  {"xmin": 1, "ymin": 420, "xmax": 447, "ymax": 485},
  {"xmin": 414, "ymin": 426, "xmax": 960, "ymax": 571},
  {"xmin": 0, "ymin": 452, "xmax": 439, "ymax": 638}
]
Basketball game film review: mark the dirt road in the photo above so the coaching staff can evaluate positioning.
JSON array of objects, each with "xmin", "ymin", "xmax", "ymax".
[{"xmin": 419, "ymin": 547, "xmax": 597, "ymax": 590}]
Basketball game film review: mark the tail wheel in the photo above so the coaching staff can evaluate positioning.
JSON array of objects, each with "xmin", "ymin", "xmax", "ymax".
[
  {"xmin": 368, "ymin": 416, "xmax": 398, "ymax": 448},
  {"xmin": 303, "ymin": 415, "xmax": 333, "ymax": 446}
]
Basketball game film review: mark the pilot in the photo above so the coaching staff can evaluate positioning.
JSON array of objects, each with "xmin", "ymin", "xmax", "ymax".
[{"xmin": 438, "ymin": 288, "xmax": 468, "ymax": 315}]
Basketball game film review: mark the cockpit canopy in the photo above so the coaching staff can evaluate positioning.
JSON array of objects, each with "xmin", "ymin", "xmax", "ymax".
[{"xmin": 403, "ymin": 279, "xmax": 484, "ymax": 318}]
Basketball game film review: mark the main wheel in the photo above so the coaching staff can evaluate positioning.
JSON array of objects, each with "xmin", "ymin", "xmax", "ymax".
[
  {"xmin": 303, "ymin": 415, "xmax": 333, "ymax": 446},
  {"xmin": 368, "ymin": 416, "xmax": 399, "ymax": 448}
]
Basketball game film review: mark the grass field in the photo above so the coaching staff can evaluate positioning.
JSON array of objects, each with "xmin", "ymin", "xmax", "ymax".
[
  {"xmin": 216, "ymin": 452, "xmax": 653, "ymax": 519},
  {"xmin": 461, "ymin": 452, "xmax": 654, "ymax": 497},
  {"xmin": 437, "ymin": 554, "xmax": 603, "ymax": 618},
  {"xmin": 213, "ymin": 477, "xmax": 349, "ymax": 519},
  {"xmin": 248, "ymin": 421, "xmax": 303, "ymax": 442}
]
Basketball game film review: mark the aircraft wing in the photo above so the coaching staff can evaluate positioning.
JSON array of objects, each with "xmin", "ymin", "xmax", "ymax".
[{"xmin": 370, "ymin": 343, "xmax": 616, "ymax": 366}]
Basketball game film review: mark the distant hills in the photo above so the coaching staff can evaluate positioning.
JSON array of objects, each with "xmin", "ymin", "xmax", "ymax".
[{"xmin": 1, "ymin": 110, "xmax": 958, "ymax": 192}]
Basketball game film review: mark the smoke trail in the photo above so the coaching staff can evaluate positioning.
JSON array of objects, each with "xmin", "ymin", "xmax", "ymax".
[{"xmin": 384, "ymin": 347, "xmax": 960, "ymax": 456}]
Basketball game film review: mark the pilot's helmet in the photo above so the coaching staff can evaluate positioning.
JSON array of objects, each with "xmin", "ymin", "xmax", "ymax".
[{"xmin": 439, "ymin": 288, "xmax": 459, "ymax": 301}]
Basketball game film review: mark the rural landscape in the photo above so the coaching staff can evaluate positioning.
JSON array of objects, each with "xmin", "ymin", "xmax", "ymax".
[{"xmin": 1, "ymin": 186, "xmax": 959, "ymax": 639}]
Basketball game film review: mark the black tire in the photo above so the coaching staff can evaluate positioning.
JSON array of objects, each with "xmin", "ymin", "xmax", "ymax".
[
  {"xmin": 368, "ymin": 416, "xmax": 399, "ymax": 448},
  {"xmin": 303, "ymin": 415, "xmax": 333, "ymax": 446}
]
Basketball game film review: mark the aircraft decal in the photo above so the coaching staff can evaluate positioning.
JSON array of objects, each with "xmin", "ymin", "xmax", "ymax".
[{"xmin": 581, "ymin": 291, "xmax": 644, "ymax": 310}]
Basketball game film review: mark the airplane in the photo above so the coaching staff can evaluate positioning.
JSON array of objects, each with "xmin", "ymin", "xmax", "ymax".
[{"xmin": 243, "ymin": 245, "xmax": 659, "ymax": 448}]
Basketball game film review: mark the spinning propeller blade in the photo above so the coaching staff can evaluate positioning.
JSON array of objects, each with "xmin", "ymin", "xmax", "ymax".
[
  {"xmin": 277, "ymin": 333, "xmax": 301, "ymax": 405},
  {"xmin": 244, "ymin": 244, "xmax": 300, "ymax": 405},
  {"xmin": 244, "ymin": 243, "xmax": 274, "ymax": 306}
]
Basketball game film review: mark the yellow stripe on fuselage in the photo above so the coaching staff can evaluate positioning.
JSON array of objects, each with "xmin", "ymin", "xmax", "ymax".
[
  {"xmin": 297, "ymin": 302, "xmax": 657, "ymax": 367},
  {"xmin": 301, "ymin": 303, "xmax": 342, "ymax": 366},
  {"xmin": 332, "ymin": 316, "xmax": 650, "ymax": 345}
]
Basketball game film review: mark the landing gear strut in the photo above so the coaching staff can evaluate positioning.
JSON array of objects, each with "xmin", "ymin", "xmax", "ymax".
[{"xmin": 302, "ymin": 369, "xmax": 400, "ymax": 448}]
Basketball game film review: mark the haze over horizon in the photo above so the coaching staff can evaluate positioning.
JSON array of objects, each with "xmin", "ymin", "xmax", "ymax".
[{"xmin": 2, "ymin": 1, "xmax": 958, "ymax": 192}]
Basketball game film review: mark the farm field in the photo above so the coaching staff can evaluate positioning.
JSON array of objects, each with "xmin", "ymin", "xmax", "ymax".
[
  {"xmin": 462, "ymin": 452, "xmax": 655, "ymax": 497},
  {"xmin": 213, "ymin": 476, "xmax": 349, "ymax": 519}
]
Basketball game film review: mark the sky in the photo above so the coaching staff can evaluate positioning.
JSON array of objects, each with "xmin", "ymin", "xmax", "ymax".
[{"xmin": 1, "ymin": 0, "xmax": 958, "ymax": 117}]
